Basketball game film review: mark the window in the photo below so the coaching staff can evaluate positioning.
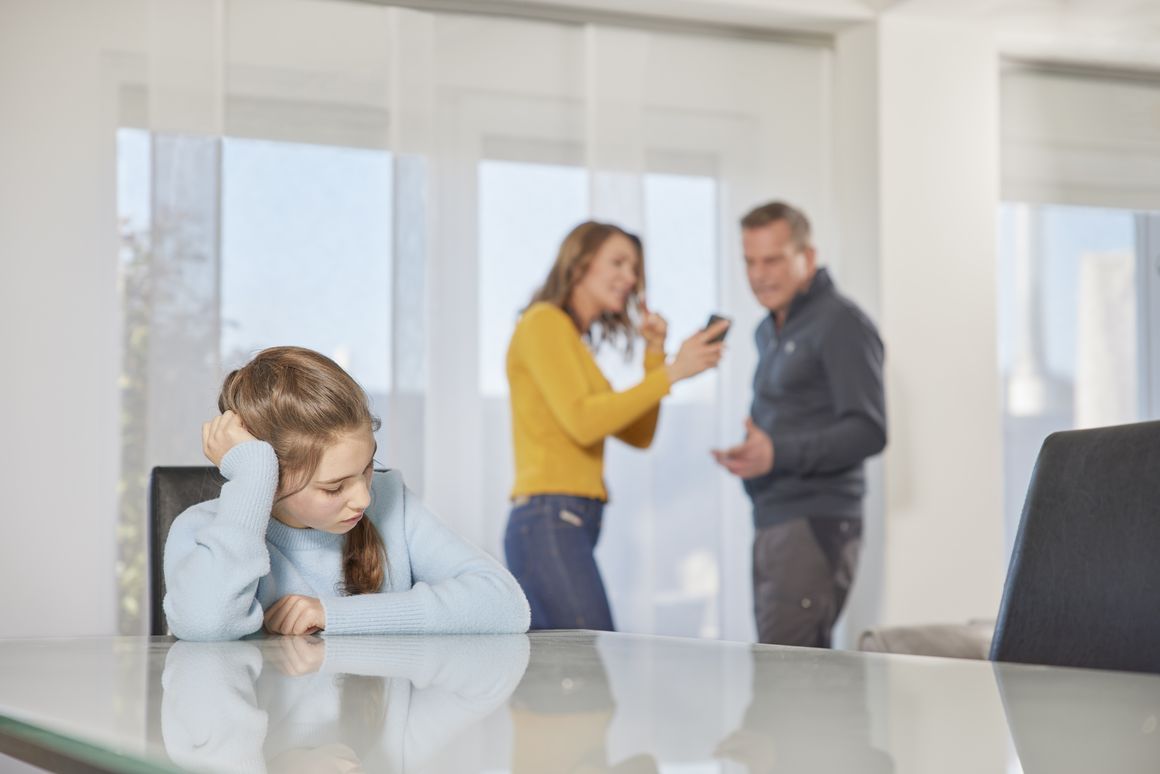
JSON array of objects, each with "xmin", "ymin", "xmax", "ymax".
[
  {"xmin": 478, "ymin": 160, "xmax": 588, "ymax": 397},
  {"xmin": 599, "ymin": 172, "xmax": 719, "ymax": 404},
  {"xmin": 997, "ymin": 202, "xmax": 1159, "ymax": 552},
  {"xmin": 115, "ymin": 131, "xmax": 394, "ymax": 632},
  {"xmin": 220, "ymin": 138, "xmax": 393, "ymax": 393}
]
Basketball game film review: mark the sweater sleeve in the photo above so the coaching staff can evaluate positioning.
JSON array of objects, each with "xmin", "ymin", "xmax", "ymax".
[
  {"xmin": 518, "ymin": 306, "xmax": 670, "ymax": 447},
  {"xmin": 767, "ymin": 310, "xmax": 887, "ymax": 476},
  {"xmin": 162, "ymin": 441, "xmax": 278, "ymax": 641},
  {"xmin": 612, "ymin": 348, "xmax": 666, "ymax": 449},
  {"xmin": 320, "ymin": 487, "xmax": 531, "ymax": 635}
]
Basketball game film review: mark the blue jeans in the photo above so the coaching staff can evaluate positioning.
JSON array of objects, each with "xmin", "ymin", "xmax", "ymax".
[{"xmin": 504, "ymin": 494, "xmax": 615, "ymax": 631}]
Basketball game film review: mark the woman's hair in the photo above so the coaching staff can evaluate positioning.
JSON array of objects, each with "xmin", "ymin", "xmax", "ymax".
[
  {"xmin": 530, "ymin": 220, "xmax": 644, "ymax": 353},
  {"xmin": 218, "ymin": 346, "xmax": 386, "ymax": 595}
]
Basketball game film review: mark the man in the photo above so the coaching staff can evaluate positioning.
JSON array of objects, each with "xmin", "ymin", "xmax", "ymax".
[{"xmin": 713, "ymin": 201, "xmax": 886, "ymax": 648}]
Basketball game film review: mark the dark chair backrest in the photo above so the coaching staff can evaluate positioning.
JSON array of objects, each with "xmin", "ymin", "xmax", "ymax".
[
  {"xmin": 990, "ymin": 420, "xmax": 1160, "ymax": 674},
  {"xmin": 149, "ymin": 466, "xmax": 226, "ymax": 636}
]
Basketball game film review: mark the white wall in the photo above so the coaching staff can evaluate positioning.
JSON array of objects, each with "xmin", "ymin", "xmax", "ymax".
[
  {"xmin": 830, "ymin": 12, "xmax": 1007, "ymax": 634},
  {"xmin": 0, "ymin": 1, "xmax": 142, "ymax": 637},
  {"xmin": 876, "ymin": 14, "xmax": 1005, "ymax": 625},
  {"xmin": 831, "ymin": 21, "xmax": 885, "ymax": 644}
]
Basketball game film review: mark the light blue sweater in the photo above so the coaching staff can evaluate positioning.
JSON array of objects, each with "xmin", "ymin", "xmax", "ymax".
[{"xmin": 163, "ymin": 441, "xmax": 530, "ymax": 641}]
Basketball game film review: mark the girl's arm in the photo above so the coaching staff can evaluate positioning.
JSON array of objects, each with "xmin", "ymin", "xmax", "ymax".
[
  {"xmin": 320, "ymin": 483, "xmax": 531, "ymax": 635},
  {"xmin": 162, "ymin": 441, "xmax": 278, "ymax": 641}
]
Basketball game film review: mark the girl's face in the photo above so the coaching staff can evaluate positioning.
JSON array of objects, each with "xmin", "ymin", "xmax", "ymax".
[
  {"xmin": 571, "ymin": 233, "xmax": 640, "ymax": 316},
  {"xmin": 272, "ymin": 427, "xmax": 376, "ymax": 533}
]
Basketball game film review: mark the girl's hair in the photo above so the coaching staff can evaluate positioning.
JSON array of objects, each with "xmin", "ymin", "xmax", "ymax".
[
  {"xmin": 218, "ymin": 346, "xmax": 386, "ymax": 595},
  {"xmin": 530, "ymin": 220, "xmax": 644, "ymax": 354}
]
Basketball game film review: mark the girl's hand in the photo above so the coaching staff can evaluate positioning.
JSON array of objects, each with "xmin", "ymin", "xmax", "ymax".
[
  {"xmin": 268, "ymin": 633, "xmax": 326, "ymax": 675},
  {"xmin": 665, "ymin": 320, "xmax": 728, "ymax": 383},
  {"xmin": 201, "ymin": 410, "xmax": 258, "ymax": 468},
  {"xmin": 638, "ymin": 296, "xmax": 668, "ymax": 353},
  {"xmin": 264, "ymin": 595, "xmax": 326, "ymax": 636}
]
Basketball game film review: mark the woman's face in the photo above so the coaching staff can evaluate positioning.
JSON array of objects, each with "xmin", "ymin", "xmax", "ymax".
[
  {"xmin": 571, "ymin": 233, "xmax": 640, "ymax": 316},
  {"xmin": 272, "ymin": 427, "xmax": 376, "ymax": 533}
]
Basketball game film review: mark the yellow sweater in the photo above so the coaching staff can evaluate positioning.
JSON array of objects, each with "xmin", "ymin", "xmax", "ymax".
[{"xmin": 507, "ymin": 302, "xmax": 671, "ymax": 501}]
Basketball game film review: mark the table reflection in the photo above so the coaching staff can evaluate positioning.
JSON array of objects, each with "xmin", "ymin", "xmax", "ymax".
[
  {"xmin": 510, "ymin": 632, "xmax": 658, "ymax": 773},
  {"xmin": 160, "ymin": 635, "xmax": 530, "ymax": 773},
  {"xmin": 994, "ymin": 662, "xmax": 1160, "ymax": 774},
  {"xmin": 715, "ymin": 649, "xmax": 894, "ymax": 774}
]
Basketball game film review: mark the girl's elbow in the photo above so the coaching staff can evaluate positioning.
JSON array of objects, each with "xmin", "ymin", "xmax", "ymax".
[
  {"xmin": 168, "ymin": 616, "xmax": 234, "ymax": 642},
  {"xmin": 473, "ymin": 572, "xmax": 531, "ymax": 633},
  {"xmin": 500, "ymin": 579, "xmax": 532, "ymax": 633},
  {"xmin": 491, "ymin": 602, "xmax": 531, "ymax": 634},
  {"xmin": 508, "ymin": 597, "xmax": 532, "ymax": 633},
  {"xmin": 165, "ymin": 599, "xmax": 261, "ymax": 641}
]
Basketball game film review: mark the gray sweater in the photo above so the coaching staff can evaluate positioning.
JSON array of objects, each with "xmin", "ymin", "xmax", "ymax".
[{"xmin": 743, "ymin": 268, "xmax": 886, "ymax": 528}]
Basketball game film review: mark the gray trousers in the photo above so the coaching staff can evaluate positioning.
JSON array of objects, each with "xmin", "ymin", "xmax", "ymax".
[{"xmin": 752, "ymin": 516, "xmax": 862, "ymax": 648}]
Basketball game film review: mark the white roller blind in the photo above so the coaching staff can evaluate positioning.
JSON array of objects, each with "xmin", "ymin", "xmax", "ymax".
[{"xmin": 1001, "ymin": 65, "xmax": 1160, "ymax": 209}]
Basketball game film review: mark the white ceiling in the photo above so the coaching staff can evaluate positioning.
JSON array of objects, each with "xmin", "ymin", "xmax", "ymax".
[
  {"xmin": 497, "ymin": 0, "xmax": 1160, "ymax": 69},
  {"xmin": 894, "ymin": 0, "xmax": 1160, "ymax": 69},
  {"xmin": 494, "ymin": 0, "xmax": 874, "ymax": 34}
]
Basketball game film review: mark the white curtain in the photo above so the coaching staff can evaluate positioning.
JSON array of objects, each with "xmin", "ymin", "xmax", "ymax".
[{"xmin": 119, "ymin": 0, "xmax": 834, "ymax": 641}]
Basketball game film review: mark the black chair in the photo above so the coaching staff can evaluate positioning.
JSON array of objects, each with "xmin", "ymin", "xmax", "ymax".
[
  {"xmin": 990, "ymin": 420, "xmax": 1160, "ymax": 674},
  {"xmin": 148, "ymin": 466, "xmax": 226, "ymax": 636}
]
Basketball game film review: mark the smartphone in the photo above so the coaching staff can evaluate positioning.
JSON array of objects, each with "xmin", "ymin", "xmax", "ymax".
[{"xmin": 705, "ymin": 313, "xmax": 731, "ymax": 344}]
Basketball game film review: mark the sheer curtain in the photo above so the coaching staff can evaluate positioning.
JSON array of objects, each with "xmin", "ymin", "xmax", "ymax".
[
  {"xmin": 997, "ymin": 66, "xmax": 1160, "ymax": 557},
  {"xmin": 118, "ymin": 0, "xmax": 833, "ymax": 641}
]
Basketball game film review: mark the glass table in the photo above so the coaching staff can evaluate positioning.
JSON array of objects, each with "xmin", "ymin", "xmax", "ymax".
[{"xmin": 1, "ymin": 631, "xmax": 1158, "ymax": 772}]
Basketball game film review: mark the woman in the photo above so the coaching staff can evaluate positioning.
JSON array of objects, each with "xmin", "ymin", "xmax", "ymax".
[{"xmin": 504, "ymin": 221, "xmax": 727, "ymax": 630}]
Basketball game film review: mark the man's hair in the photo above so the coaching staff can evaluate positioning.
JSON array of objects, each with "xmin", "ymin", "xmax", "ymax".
[{"xmin": 740, "ymin": 201, "xmax": 812, "ymax": 249}]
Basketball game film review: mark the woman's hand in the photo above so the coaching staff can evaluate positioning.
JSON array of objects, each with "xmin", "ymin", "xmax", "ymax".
[
  {"xmin": 638, "ymin": 296, "xmax": 668, "ymax": 354},
  {"xmin": 201, "ymin": 410, "xmax": 258, "ymax": 468},
  {"xmin": 665, "ymin": 319, "xmax": 729, "ymax": 383},
  {"xmin": 264, "ymin": 595, "xmax": 326, "ymax": 636}
]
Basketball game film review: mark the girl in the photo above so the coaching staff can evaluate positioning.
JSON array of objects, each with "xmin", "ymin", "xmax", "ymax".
[
  {"xmin": 163, "ymin": 346, "xmax": 530, "ymax": 641},
  {"xmin": 504, "ymin": 221, "xmax": 728, "ymax": 630}
]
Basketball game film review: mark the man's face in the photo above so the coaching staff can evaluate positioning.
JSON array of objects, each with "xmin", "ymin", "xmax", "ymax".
[{"xmin": 742, "ymin": 220, "xmax": 816, "ymax": 316}]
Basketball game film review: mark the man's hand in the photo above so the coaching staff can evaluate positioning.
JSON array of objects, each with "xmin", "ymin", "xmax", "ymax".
[
  {"xmin": 202, "ymin": 410, "xmax": 258, "ymax": 468},
  {"xmin": 264, "ymin": 595, "xmax": 326, "ymax": 636},
  {"xmin": 712, "ymin": 418, "xmax": 775, "ymax": 479}
]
